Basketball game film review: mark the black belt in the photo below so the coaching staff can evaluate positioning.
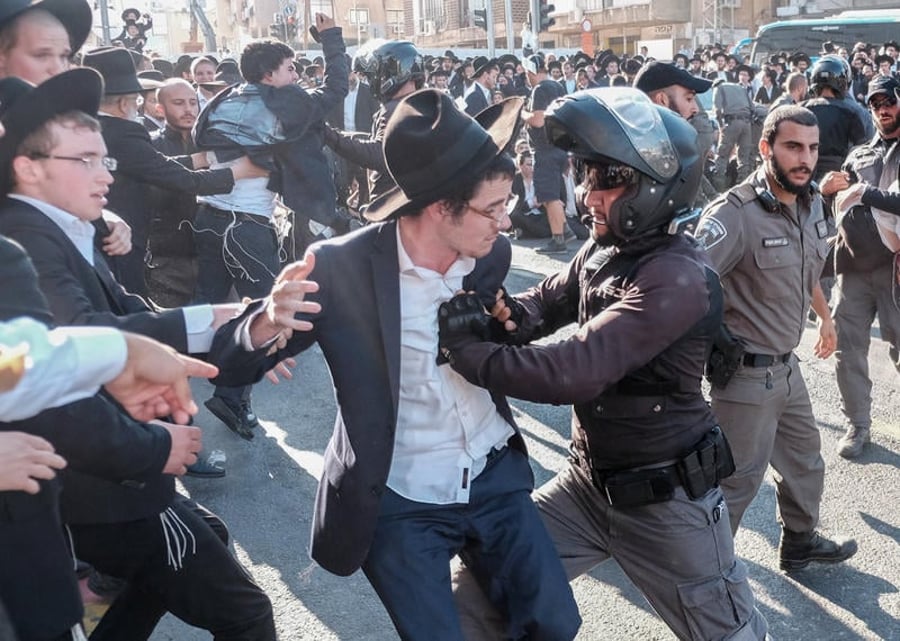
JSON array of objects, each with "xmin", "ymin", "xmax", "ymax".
[
  {"xmin": 585, "ymin": 426, "xmax": 735, "ymax": 508},
  {"xmin": 723, "ymin": 115, "xmax": 750, "ymax": 122},
  {"xmin": 742, "ymin": 352, "xmax": 791, "ymax": 368}
]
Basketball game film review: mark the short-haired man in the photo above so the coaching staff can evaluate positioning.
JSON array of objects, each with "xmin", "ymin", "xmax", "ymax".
[
  {"xmin": 694, "ymin": 106, "xmax": 858, "ymax": 571},
  {"xmin": 147, "ymin": 79, "xmax": 202, "ymax": 308},
  {"xmin": 770, "ymin": 71, "xmax": 809, "ymax": 111},
  {"xmin": 207, "ymin": 90, "xmax": 581, "ymax": 640},
  {"xmin": 521, "ymin": 54, "xmax": 571, "ymax": 253},
  {"xmin": 193, "ymin": 19, "xmax": 348, "ymax": 435}
]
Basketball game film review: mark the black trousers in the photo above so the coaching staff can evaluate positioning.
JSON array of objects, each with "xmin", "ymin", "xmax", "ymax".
[{"xmin": 68, "ymin": 497, "xmax": 274, "ymax": 641}]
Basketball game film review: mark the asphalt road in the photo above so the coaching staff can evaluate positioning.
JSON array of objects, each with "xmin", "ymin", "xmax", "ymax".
[{"xmin": 152, "ymin": 237, "xmax": 900, "ymax": 641}]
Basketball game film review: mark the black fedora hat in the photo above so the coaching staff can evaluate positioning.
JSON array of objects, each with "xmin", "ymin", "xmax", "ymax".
[
  {"xmin": 472, "ymin": 56, "xmax": 498, "ymax": 78},
  {"xmin": 0, "ymin": 68, "xmax": 103, "ymax": 192},
  {"xmin": 152, "ymin": 58, "xmax": 175, "ymax": 78},
  {"xmin": 0, "ymin": 0, "xmax": 93, "ymax": 54},
  {"xmin": 83, "ymin": 46, "xmax": 149, "ymax": 95},
  {"xmin": 364, "ymin": 90, "xmax": 523, "ymax": 222}
]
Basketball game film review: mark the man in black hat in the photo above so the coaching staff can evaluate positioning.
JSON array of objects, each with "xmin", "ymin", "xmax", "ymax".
[
  {"xmin": 521, "ymin": 53, "xmax": 573, "ymax": 253},
  {"xmin": 816, "ymin": 75, "xmax": 900, "ymax": 460},
  {"xmin": 137, "ymin": 69, "xmax": 166, "ymax": 132},
  {"xmin": 465, "ymin": 56, "xmax": 499, "ymax": 116},
  {"xmin": 0, "ymin": 0, "xmax": 92, "ymax": 84},
  {"xmin": 207, "ymin": 89, "xmax": 581, "ymax": 640},
  {"xmin": 874, "ymin": 53, "xmax": 896, "ymax": 80},
  {"xmin": 0, "ymin": 68, "xmax": 274, "ymax": 641}
]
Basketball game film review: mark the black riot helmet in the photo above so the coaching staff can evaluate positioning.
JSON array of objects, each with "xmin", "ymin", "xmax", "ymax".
[
  {"xmin": 544, "ymin": 87, "xmax": 702, "ymax": 243},
  {"xmin": 810, "ymin": 54, "xmax": 850, "ymax": 98},
  {"xmin": 353, "ymin": 39, "xmax": 425, "ymax": 102}
]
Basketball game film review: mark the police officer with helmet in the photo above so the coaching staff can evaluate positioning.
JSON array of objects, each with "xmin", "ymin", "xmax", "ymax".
[
  {"xmin": 694, "ymin": 105, "xmax": 858, "ymax": 571},
  {"xmin": 324, "ymin": 39, "xmax": 426, "ymax": 207},
  {"xmin": 443, "ymin": 87, "xmax": 768, "ymax": 641},
  {"xmin": 801, "ymin": 54, "xmax": 870, "ymax": 181}
]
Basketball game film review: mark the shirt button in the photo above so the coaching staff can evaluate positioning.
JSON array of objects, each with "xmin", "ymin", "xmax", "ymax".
[{"xmin": 653, "ymin": 404, "xmax": 662, "ymax": 412}]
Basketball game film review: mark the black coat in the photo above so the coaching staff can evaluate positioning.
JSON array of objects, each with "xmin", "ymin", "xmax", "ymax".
[
  {"xmin": 98, "ymin": 115, "xmax": 234, "ymax": 295},
  {"xmin": 0, "ymin": 198, "xmax": 178, "ymax": 526},
  {"xmin": 464, "ymin": 83, "xmax": 490, "ymax": 116},
  {"xmin": 0, "ymin": 233, "xmax": 170, "ymax": 639}
]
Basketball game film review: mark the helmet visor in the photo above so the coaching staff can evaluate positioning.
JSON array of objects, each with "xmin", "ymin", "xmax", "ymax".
[
  {"xmin": 599, "ymin": 88, "xmax": 679, "ymax": 180},
  {"xmin": 581, "ymin": 161, "xmax": 639, "ymax": 191}
]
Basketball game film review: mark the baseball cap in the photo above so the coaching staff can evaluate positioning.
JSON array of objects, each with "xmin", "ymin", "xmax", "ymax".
[
  {"xmin": 633, "ymin": 61, "xmax": 712, "ymax": 94},
  {"xmin": 866, "ymin": 74, "xmax": 900, "ymax": 103}
]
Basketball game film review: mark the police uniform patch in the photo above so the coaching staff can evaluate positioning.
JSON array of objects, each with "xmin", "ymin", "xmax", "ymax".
[
  {"xmin": 763, "ymin": 237, "xmax": 789, "ymax": 247},
  {"xmin": 694, "ymin": 218, "xmax": 728, "ymax": 249}
]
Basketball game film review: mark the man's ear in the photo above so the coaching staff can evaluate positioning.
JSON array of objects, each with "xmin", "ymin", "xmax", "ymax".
[
  {"xmin": 759, "ymin": 137, "xmax": 770, "ymax": 160},
  {"xmin": 11, "ymin": 155, "xmax": 40, "ymax": 188}
]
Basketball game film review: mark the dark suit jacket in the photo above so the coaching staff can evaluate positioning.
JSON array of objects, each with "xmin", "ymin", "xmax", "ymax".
[
  {"xmin": 99, "ymin": 114, "xmax": 235, "ymax": 295},
  {"xmin": 0, "ymin": 199, "xmax": 179, "ymax": 525},
  {"xmin": 0, "ymin": 234, "xmax": 171, "ymax": 639},
  {"xmin": 209, "ymin": 222, "xmax": 524, "ymax": 576},
  {"xmin": 464, "ymin": 84, "xmax": 490, "ymax": 116},
  {"xmin": 327, "ymin": 81, "xmax": 378, "ymax": 134}
]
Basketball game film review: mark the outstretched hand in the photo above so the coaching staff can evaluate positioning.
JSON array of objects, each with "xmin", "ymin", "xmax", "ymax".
[
  {"xmin": 105, "ymin": 332, "xmax": 219, "ymax": 425},
  {"xmin": 250, "ymin": 252, "xmax": 321, "ymax": 348}
]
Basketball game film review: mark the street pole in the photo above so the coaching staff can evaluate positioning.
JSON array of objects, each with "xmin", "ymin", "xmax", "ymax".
[
  {"xmin": 504, "ymin": 0, "xmax": 514, "ymax": 53},
  {"xmin": 98, "ymin": 0, "xmax": 111, "ymax": 45},
  {"xmin": 303, "ymin": 0, "xmax": 311, "ymax": 50},
  {"xmin": 531, "ymin": 0, "xmax": 540, "ymax": 50},
  {"xmin": 486, "ymin": 0, "xmax": 496, "ymax": 58}
]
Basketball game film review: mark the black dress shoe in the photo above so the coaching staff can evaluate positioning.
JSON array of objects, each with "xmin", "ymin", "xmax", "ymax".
[
  {"xmin": 779, "ymin": 529, "xmax": 858, "ymax": 571},
  {"xmin": 205, "ymin": 396, "xmax": 255, "ymax": 440}
]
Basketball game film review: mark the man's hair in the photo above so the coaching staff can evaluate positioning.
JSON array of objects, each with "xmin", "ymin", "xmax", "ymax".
[
  {"xmin": 190, "ymin": 56, "xmax": 216, "ymax": 74},
  {"xmin": 99, "ymin": 93, "xmax": 138, "ymax": 111},
  {"xmin": 240, "ymin": 40, "xmax": 295, "ymax": 83},
  {"xmin": 762, "ymin": 105, "xmax": 818, "ymax": 146},
  {"xmin": 11, "ymin": 111, "xmax": 101, "ymax": 186},
  {"xmin": 785, "ymin": 71, "xmax": 808, "ymax": 95},
  {"xmin": 429, "ymin": 153, "xmax": 516, "ymax": 219},
  {"xmin": 0, "ymin": 8, "xmax": 64, "ymax": 55}
]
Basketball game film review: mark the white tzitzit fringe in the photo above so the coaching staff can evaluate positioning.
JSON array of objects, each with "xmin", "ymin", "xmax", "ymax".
[{"xmin": 160, "ymin": 507, "xmax": 197, "ymax": 571}]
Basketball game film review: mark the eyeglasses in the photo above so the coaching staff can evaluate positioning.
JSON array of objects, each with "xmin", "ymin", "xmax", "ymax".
[
  {"xmin": 466, "ymin": 195, "xmax": 518, "ymax": 225},
  {"xmin": 30, "ymin": 154, "xmax": 118, "ymax": 171},
  {"xmin": 869, "ymin": 95, "xmax": 898, "ymax": 110}
]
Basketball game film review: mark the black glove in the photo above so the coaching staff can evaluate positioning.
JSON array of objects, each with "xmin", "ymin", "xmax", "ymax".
[
  {"xmin": 488, "ymin": 287, "xmax": 525, "ymax": 343},
  {"xmin": 437, "ymin": 293, "xmax": 490, "ymax": 365}
]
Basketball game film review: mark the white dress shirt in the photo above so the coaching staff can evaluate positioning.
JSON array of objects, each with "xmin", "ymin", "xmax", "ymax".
[
  {"xmin": 387, "ymin": 226, "xmax": 514, "ymax": 505},
  {"xmin": 0, "ymin": 317, "xmax": 127, "ymax": 421},
  {"xmin": 11, "ymin": 195, "xmax": 216, "ymax": 353},
  {"xmin": 343, "ymin": 85, "xmax": 359, "ymax": 132}
]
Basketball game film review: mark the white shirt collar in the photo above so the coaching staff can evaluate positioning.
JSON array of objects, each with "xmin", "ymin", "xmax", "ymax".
[{"xmin": 9, "ymin": 194, "xmax": 97, "ymax": 265}]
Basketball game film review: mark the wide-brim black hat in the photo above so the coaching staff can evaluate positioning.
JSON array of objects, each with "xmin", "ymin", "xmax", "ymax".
[
  {"xmin": 0, "ymin": 0, "xmax": 93, "ymax": 54},
  {"xmin": 790, "ymin": 51, "xmax": 811, "ymax": 65},
  {"xmin": 365, "ymin": 90, "xmax": 524, "ymax": 222},
  {"xmin": 874, "ymin": 54, "xmax": 895, "ymax": 67},
  {"xmin": 83, "ymin": 46, "xmax": 146, "ymax": 95},
  {"xmin": 152, "ymin": 58, "xmax": 175, "ymax": 78},
  {"xmin": 0, "ymin": 68, "xmax": 103, "ymax": 191},
  {"xmin": 472, "ymin": 56, "xmax": 498, "ymax": 78}
]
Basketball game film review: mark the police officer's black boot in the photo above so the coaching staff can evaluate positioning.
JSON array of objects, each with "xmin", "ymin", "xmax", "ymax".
[{"xmin": 779, "ymin": 529, "xmax": 858, "ymax": 572}]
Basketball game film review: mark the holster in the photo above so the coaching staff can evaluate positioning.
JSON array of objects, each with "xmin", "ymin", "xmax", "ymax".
[
  {"xmin": 705, "ymin": 324, "xmax": 745, "ymax": 389},
  {"xmin": 589, "ymin": 426, "xmax": 735, "ymax": 508}
]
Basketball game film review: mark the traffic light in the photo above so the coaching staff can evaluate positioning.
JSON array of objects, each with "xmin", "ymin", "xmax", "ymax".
[
  {"xmin": 473, "ymin": 8, "xmax": 487, "ymax": 30},
  {"xmin": 538, "ymin": 0, "xmax": 555, "ymax": 31}
]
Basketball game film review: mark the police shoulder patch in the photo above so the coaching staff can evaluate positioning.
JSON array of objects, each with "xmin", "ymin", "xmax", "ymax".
[{"xmin": 695, "ymin": 218, "xmax": 728, "ymax": 250}]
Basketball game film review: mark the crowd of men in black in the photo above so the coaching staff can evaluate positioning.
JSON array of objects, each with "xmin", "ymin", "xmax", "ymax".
[{"xmin": 2, "ymin": 0, "xmax": 900, "ymax": 639}]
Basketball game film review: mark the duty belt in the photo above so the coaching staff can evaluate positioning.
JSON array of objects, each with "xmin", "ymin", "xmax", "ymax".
[
  {"xmin": 723, "ymin": 114, "xmax": 750, "ymax": 122},
  {"xmin": 583, "ymin": 426, "xmax": 736, "ymax": 509},
  {"xmin": 742, "ymin": 352, "xmax": 791, "ymax": 368}
]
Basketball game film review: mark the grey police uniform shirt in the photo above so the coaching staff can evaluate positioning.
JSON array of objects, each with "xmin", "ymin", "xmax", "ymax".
[{"xmin": 694, "ymin": 169, "xmax": 830, "ymax": 355}]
